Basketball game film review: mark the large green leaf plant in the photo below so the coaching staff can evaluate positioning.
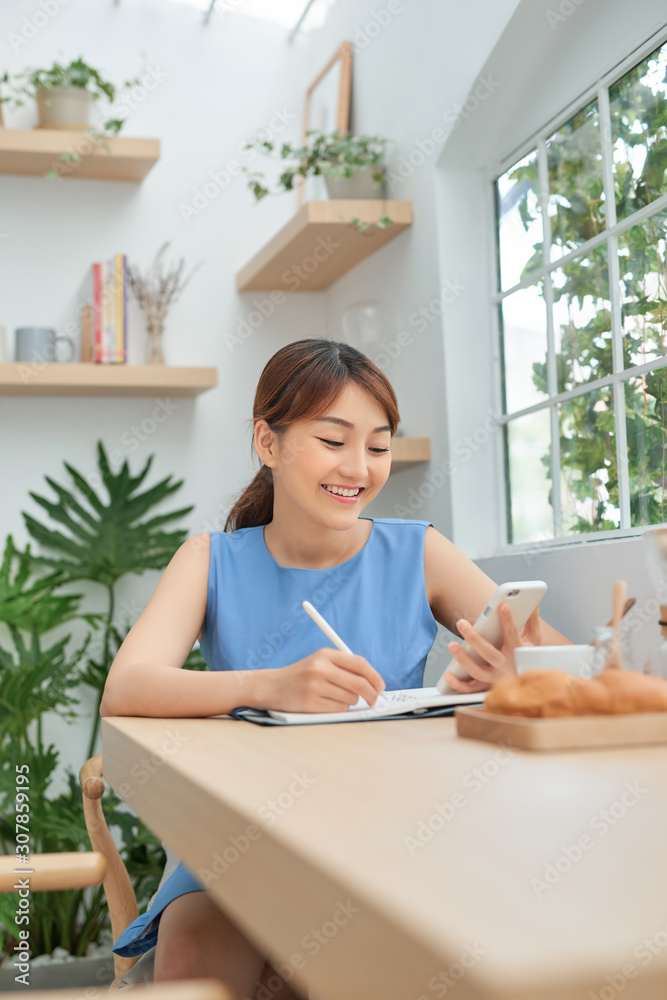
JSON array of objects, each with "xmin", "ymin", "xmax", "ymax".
[{"xmin": 0, "ymin": 443, "xmax": 204, "ymax": 963}]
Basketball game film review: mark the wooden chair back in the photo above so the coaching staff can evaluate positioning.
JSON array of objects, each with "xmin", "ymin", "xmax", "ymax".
[{"xmin": 0, "ymin": 829, "xmax": 231, "ymax": 999}]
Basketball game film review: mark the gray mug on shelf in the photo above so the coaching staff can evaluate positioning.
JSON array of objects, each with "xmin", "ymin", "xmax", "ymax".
[{"xmin": 14, "ymin": 326, "xmax": 76, "ymax": 364}]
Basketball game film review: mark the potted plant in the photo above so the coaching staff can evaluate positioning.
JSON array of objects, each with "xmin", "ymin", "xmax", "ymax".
[
  {"xmin": 243, "ymin": 129, "xmax": 390, "ymax": 201},
  {"xmin": 0, "ymin": 57, "xmax": 138, "ymax": 133},
  {"xmin": 0, "ymin": 443, "xmax": 204, "ymax": 988}
]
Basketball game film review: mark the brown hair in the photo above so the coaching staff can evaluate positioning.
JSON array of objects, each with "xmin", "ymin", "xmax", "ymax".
[{"xmin": 225, "ymin": 338, "xmax": 400, "ymax": 531}]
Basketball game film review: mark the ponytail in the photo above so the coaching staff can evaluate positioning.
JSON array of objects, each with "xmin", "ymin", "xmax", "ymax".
[
  {"xmin": 224, "ymin": 338, "xmax": 400, "ymax": 533},
  {"xmin": 225, "ymin": 464, "xmax": 274, "ymax": 532}
]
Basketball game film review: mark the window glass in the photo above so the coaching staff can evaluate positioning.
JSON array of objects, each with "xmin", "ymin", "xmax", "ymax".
[
  {"xmin": 560, "ymin": 388, "xmax": 619, "ymax": 535},
  {"xmin": 496, "ymin": 150, "xmax": 543, "ymax": 291},
  {"xmin": 495, "ymin": 37, "xmax": 667, "ymax": 545},
  {"xmin": 500, "ymin": 284, "xmax": 549, "ymax": 413},
  {"xmin": 547, "ymin": 101, "xmax": 604, "ymax": 260},
  {"xmin": 506, "ymin": 409, "xmax": 554, "ymax": 543},
  {"xmin": 552, "ymin": 245, "xmax": 612, "ymax": 392},
  {"xmin": 626, "ymin": 370, "xmax": 667, "ymax": 526},
  {"xmin": 618, "ymin": 207, "xmax": 667, "ymax": 368},
  {"xmin": 611, "ymin": 41, "xmax": 667, "ymax": 222}
]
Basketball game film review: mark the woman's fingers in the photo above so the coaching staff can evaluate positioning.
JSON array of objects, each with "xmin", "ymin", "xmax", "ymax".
[
  {"xmin": 322, "ymin": 670, "xmax": 379, "ymax": 707},
  {"xmin": 332, "ymin": 653, "xmax": 385, "ymax": 702},
  {"xmin": 446, "ymin": 605, "xmax": 523, "ymax": 690},
  {"xmin": 333, "ymin": 652, "xmax": 385, "ymax": 692},
  {"xmin": 497, "ymin": 602, "xmax": 522, "ymax": 648},
  {"xmin": 447, "ymin": 640, "xmax": 496, "ymax": 684},
  {"xmin": 521, "ymin": 606, "xmax": 542, "ymax": 646},
  {"xmin": 316, "ymin": 650, "xmax": 385, "ymax": 709},
  {"xmin": 455, "ymin": 620, "xmax": 506, "ymax": 670},
  {"xmin": 441, "ymin": 671, "xmax": 489, "ymax": 694}
]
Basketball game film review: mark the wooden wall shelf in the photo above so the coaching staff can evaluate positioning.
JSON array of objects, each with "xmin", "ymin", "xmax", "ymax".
[
  {"xmin": 390, "ymin": 437, "xmax": 431, "ymax": 471},
  {"xmin": 236, "ymin": 200, "xmax": 413, "ymax": 292},
  {"xmin": 0, "ymin": 129, "xmax": 160, "ymax": 181},
  {"xmin": 0, "ymin": 363, "xmax": 217, "ymax": 397}
]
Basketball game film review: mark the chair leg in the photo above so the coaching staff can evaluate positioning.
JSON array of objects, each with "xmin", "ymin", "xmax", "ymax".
[{"xmin": 79, "ymin": 755, "xmax": 140, "ymax": 983}]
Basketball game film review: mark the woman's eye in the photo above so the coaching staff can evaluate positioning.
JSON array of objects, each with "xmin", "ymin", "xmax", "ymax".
[{"xmin": 317, "ymin": 438, "xmax": 389, "ymax": 453}]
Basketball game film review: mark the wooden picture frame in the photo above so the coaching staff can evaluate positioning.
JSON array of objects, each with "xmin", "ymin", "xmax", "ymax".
[{"xmin": 298, "ymin": 41, "xmax": 352, "ymax": 206}]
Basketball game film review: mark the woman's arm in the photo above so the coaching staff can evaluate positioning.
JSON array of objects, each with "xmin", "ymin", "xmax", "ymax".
[
  {"xmin": 423, "ymin": 527, "xmax": 498, "ymax": 634},
  {"xmin": 101, "ymin": 533, "xmax": 255, "ymax": 717},
  {"xmin": 423, "ymin": 526, "xmax": 570, "ymax": 691}
]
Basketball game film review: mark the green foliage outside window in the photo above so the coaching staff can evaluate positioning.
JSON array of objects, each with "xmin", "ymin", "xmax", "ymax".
[{"xmin": 498, "ymin": 40, "xmax": 667, "ymax": 541}]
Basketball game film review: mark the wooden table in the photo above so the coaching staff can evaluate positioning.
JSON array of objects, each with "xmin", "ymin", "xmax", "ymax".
[{"xmin": 102, "ymin": 715, "xmax": 667, "ymax": 1000}]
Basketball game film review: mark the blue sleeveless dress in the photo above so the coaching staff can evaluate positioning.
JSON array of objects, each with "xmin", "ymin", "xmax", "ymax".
[{"xmin": 113, "ymin": 517, "xmax": 437, "ymax": 958}]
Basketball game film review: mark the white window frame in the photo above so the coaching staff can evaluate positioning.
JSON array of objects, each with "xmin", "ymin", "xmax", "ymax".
[{"xmin": 489, "ymin": 26, "xmax": 667, "ymax": 553}]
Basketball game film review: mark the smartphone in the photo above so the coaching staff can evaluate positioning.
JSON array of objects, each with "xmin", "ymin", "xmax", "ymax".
[{"xmin": 436, "ymin": 580, "xmax": 547, "ymax": 693}]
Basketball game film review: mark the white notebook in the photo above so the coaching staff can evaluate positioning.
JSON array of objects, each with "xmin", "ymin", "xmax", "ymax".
[{"xmin": 264, "ymin": 687, "xmax": 485, "ymax": 725}]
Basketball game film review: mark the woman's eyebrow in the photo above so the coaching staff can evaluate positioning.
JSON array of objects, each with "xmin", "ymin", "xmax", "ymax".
[{"xmin": 315, "ymin": 416, "xmax": 392, "ymax": 433}]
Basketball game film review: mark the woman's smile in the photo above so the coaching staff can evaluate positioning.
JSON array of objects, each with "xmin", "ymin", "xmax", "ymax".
[{"xmin": 321, "ymin": 483, "xmax": 365, "ymax": 503}]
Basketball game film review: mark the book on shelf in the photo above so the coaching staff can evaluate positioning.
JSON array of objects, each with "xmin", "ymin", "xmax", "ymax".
[{"xmin": 79, "ymin": 254, "xmax": 127, "ymax": 364}]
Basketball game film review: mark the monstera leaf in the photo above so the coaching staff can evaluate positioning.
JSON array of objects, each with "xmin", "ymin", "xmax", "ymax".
[
  {"xmin": 0, "ymin": 628, "xmax": 83, "ymax": 746},
  {"xmin": 41, "ymin": 773, "xmax": 91, "ymax": 851},
  {"xmin": 23, "ymin": 442, "xmax": 193, "ymax": 587},
  {"xmin": 0, "ymin": 740, "xmax": 60, "ymax": 860},
  {"xmin": 0, "ymin": 536, "xmax": 82, "ymax": 633}
]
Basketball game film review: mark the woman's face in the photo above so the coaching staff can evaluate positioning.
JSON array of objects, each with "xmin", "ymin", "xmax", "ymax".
[{"xmin": 260, "ymin": 383, "xmax": 393, "ymax": 530}]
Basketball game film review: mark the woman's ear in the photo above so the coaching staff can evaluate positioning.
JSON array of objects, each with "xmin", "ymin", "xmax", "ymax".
[{"xmin": 254, "ymin": 420, "xmax": 278, "ymax": 468}]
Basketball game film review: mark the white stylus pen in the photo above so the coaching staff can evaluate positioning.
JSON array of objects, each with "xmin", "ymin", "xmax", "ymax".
[
  {"xmin": 302, "ymin": 601, "xmax": 384, "ymax": 709},
  {"xmin": 302, "ymin": 600, "xmax": 353, "ymax": 654}
]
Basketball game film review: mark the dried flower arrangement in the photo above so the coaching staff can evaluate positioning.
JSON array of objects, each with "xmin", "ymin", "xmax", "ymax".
[{"xmin": 126, "ymin": 243, "xmax": 203, "ymax": 364}]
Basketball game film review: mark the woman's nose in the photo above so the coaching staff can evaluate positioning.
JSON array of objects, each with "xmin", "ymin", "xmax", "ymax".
[{"xmin": 337, "ymin": 447, "xmax": 368, "ymax": 481}]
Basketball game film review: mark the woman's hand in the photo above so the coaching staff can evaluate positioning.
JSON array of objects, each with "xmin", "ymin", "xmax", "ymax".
[
  {"xmin": 442, "ymin": 603, "xmax": 542, "ymax": 693},
  {"xmin": 254, "ymin": 648, "xmax": 386, "ymax": 713}
]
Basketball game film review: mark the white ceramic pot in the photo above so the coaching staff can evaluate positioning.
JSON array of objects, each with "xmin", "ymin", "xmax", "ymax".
[
  {"xmin": 0, "ymin": 944, "xmax": 114, "ymax": 991},
  {"xmin": 35, "ymin": 86, "xmax": 95, "ymax": 130},
  {"xmin": 324, "ymin": 166, "xmax": 387, "ymax": 199}
]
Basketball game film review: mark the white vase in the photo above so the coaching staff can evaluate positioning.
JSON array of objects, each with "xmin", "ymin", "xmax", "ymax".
[
  {"xmin": 324, "ymin": 166, "xmax": 387, "ymax": 199},
  {"xmin": 35, "ymin": 86, "xmax": 96, "ymax": 130}
]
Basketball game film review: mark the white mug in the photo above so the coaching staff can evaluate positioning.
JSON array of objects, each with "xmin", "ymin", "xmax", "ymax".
[{"xmin": 515, "ymin": 644, "xmax": 595, "ymax": 679}]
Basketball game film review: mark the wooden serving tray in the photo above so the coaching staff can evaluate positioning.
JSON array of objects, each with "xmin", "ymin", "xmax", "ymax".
[{"xmin": 455, "ymin": 705, "xmax": 667, "ymax": 751}]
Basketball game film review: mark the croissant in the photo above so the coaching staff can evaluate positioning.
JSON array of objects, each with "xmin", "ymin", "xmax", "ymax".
[{"xmin": 485, "ymin": 668, "xmax": 667, "ymax": 718}]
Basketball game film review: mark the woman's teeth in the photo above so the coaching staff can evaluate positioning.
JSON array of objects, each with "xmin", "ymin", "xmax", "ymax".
[{"xmin": 324, "ymin": 485, "xmax": 361, "ymax": 497}]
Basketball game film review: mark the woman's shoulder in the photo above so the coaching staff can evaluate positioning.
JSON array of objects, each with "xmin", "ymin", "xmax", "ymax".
[
  {"xmin": 171, "ymin": 532, "xmax": 210, "ymax": 562},
  {"xmin": 208, "ymin": 526, "xmax": 263, "ymax": 546},
  {"xmin": 206, "ymin": 526, "xmax": 267, "ymax": 564}
]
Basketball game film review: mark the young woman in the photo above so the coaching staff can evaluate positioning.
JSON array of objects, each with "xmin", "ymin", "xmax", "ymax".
[{"xmin": 102, "ymin": 339, "xmax": 566, "ymax": 999}]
